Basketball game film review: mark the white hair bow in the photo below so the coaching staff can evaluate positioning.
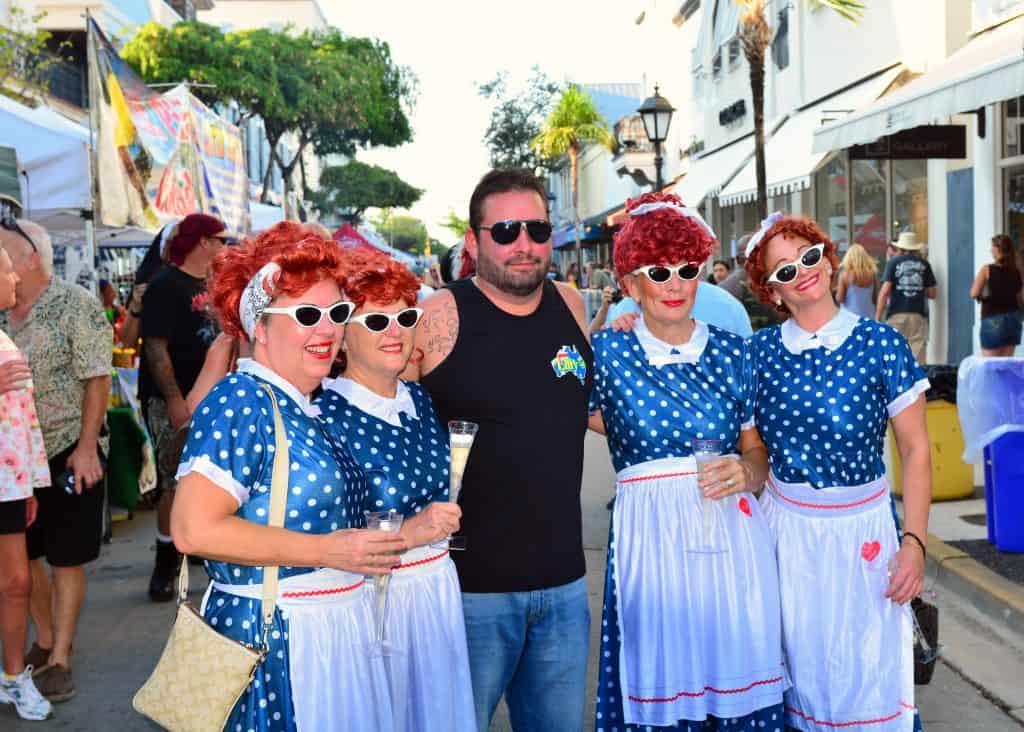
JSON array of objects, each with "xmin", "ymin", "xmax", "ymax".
[
  {"xmin": 629, "ymin": 202, "xmax": 716, "ymax": 240},
  {"xmin": 744, "ymin": 211, "xmax": 785, "ymax": 258},
  {"xmin": 239, "ymin": 262, "xmax": 281, "ymax": 340}
]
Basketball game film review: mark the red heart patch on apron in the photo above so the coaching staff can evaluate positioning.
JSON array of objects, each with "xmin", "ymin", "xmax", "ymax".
[
  {"xmin": 861, "ymin": 541, "xmax": 881, "ymax": 562},
  {"xmin": 738, "ymin": 497, "xmax": 752, "ymax": 517}
]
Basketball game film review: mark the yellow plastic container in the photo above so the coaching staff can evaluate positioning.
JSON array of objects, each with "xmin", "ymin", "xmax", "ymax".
[{"xmin": 890, "ymin": 401, "xmax": 974, "ymax": 501}]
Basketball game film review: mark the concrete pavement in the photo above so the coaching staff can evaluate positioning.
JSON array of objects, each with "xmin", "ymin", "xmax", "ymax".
[{"xmin": 4, "ymin": 432, "xmax": 1022, "ymax": 730}]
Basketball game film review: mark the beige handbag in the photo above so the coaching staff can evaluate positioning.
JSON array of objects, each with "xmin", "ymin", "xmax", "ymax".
[{"xmin": 133, "ymin": 384, "xmax": 290, "ymax": 732}]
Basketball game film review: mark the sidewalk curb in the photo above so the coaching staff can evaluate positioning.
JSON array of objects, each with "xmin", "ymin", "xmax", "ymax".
[{"xmin": 927, "ymin": 533, "xmax": 1024, "ymax": 631}]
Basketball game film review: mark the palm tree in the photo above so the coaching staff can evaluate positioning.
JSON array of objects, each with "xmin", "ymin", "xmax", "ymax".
[
  {"xmin": 738, "ymin": 0, "xmax": 864, "ymax": 219},
  {"xmin": 532, "ymin": 85, "xmax": 615, "ymax": 273}
]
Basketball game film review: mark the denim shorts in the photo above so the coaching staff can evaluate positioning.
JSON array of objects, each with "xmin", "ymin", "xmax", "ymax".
[{"xmin": 980, "ymin": 312, "xmax": 1023, "ymax": 349}]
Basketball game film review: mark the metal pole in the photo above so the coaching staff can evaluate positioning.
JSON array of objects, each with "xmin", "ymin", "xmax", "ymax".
[
  {"xmin": 654, "ymin": 139, "xmax": 664, "ymax": 191},
  {"xmin": 84, "ymin": 10, "xmax": 99, "ymax": 279}
]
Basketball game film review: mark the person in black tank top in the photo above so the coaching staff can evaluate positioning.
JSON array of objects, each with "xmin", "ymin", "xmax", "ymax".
[
  {"xmin": 972, "ymin": 234, "xmax": 1023, "ymax": 356},
  {"xmin": 415, "ymin": 169, "xmax": 593, "ymax": 732}
]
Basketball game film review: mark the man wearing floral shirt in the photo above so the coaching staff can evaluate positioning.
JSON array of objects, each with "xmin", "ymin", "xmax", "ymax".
[{"xmin": 0, "ymin": 219, "xmax": 111, "ymax": 704}]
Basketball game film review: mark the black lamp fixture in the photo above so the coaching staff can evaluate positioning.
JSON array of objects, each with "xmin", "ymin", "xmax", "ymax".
[{"xmin": 637, "ymin": 85, "xmax": 675, "ymax": 191}]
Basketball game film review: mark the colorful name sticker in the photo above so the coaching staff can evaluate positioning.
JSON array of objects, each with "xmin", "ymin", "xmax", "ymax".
[{"xmin": 551, "ymin": 344, "xmax": 587, "ymax": 384}]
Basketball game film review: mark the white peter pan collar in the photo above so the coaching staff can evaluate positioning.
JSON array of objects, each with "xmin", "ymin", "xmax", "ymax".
[
  {"xmin": 633, "ymin": 316, "xmax": 710, "ymax": 367},
  {"xmin": 236, "ymin": 358, "xmax": 321, "ymax": 417},
  {"xmin": 780, "ymin": 307, "xmax": 860, "ymax": 355},
  {"xmin": 321, "ymin": 376, "xmax": 418, "ymax": 428}
]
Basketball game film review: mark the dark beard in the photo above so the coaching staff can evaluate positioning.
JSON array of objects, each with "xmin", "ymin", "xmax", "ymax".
[{"xmin": 476, "ymin": 251, "xmax": 550, "ymax": 297}]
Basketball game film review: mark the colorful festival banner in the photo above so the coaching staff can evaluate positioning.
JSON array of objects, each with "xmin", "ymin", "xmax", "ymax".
[{"xmin": 87, "ymin": 17, "xmax": 250, "ymax": 235}]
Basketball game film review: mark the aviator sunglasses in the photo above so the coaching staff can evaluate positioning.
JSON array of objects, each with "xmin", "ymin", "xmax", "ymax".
[
  {"xmin": 479, "ymin": 219, "xmax": 553, "ymax": 245},
  {"xmin": 765, "ymin": 243, "xmax": 826, "ymax": 285},
  {"xmin": 263, "ymin": 301, "xmax": 355, "ymax": 328},
  {"xmin": 0, "ymin": 214, "xmax": 39, "ymax": 253},
  {"xmin": 349, "ymin": 307, "xmax": 423, "ymax": 332},
  {"xmin": 631, "ymin": 262, "xmax": 703, "ymax": 283}
]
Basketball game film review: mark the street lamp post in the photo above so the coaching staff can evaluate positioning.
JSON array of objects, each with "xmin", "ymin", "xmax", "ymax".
[{"xmin": 637, "ymin": 85, "xmax": 676, "ymax": 191}]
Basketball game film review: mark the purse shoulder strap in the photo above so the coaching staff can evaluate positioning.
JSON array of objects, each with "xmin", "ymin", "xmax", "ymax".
[{"xmin": 176, "ymin": 380, "xmax": 292, "ymax": 651}]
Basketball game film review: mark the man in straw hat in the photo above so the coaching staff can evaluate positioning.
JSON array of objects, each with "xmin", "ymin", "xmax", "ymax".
[{"xmin": 876, "ymin": 231, "xmax": 936, "ymax": 363}]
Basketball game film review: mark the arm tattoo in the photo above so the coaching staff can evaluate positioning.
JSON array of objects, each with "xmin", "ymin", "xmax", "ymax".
[
  {"xmin": 423, "ymin": 299, "xmax": 459, "ymax": 357},
  {"xmin": 144, "ymin": 338, "xmax": 183, "ymax": 402}
]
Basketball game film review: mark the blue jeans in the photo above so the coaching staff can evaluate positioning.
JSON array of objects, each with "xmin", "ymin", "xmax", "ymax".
[{"xmin": 462, "ymin": 576, "xmax": 590, "ymax": 731}]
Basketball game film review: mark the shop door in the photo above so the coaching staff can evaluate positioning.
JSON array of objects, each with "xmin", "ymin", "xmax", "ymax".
[{"xmin": 947, "ymin": 168, "xmax": 975, "ymax": 364}]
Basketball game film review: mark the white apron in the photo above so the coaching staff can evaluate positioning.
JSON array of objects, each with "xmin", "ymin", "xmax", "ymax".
[
  {"xmin": 209, "ymin": 568, "xmax": 394, "ymax": 732},
  {"xmin": 761, "ymin": 474, "xmax": 916, "ymax": 732},
  {"xmin": 613, "ymin": 456, "xmax": 786, "ymax": 726},
  {"xmin": 372, "ymin": 544, "xmax": 477, "ymax": 732}
]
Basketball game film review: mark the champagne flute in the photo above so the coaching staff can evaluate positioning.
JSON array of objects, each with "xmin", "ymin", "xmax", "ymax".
[
  {"xmin": 692, "ymin": 439, "xmax": 725, "ymax": 553},
  {"xmin": 444, "ymin": 420, "xmax": 478, "ymax": 551},
  {"xmin": 364, "ymin": 509, "xmax": 404, "ymax": 657}
]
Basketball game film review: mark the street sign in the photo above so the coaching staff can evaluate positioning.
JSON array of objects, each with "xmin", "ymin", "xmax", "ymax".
[{"xmin": 849, "ymin": 125, "xmax": 967, "ymax": 159}]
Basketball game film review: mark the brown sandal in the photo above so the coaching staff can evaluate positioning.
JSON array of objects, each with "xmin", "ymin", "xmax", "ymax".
[{"xmin": 34, "ymin": 664, "xmax": 75, "ymax": 703}]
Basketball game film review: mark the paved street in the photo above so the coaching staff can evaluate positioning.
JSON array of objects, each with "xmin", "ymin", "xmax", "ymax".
[{"xmin": 4, "ymin": 432, "xmax": 1022, "ymax": 731}]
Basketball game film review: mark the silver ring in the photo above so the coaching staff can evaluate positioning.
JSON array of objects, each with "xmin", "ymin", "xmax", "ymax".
[{"xmin": 726, "ymin": 479, "xmax": 736, "ymax": 488}]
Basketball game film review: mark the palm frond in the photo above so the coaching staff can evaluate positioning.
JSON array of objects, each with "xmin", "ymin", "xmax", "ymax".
[
  {"xmin": 809, "ymin": 0, "xmax": 865, "ymax": 22},
  {"xmin": 531, "ymin": 84, "xmax": 614, "ymax": 156}
]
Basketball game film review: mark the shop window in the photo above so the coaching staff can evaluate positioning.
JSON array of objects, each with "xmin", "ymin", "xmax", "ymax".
[
  {"xmin": 712, "ymin": 49, "xmax": 723, "ymax": 80},
  {"xmin": 892, "ymin": 159, "xmax": 928, "ymax": 246},
  {"xmin": 772, "ymin": 7, "xmax": 790, "ymax": 71},
  {"xmin": 852, "ymin": 159, "xmax": 888, "ymax": 259},
  {"xmin": 1004, "ymin": 96, "xmax": 1023, "ymax": 158},
  {"xmin": 728, "ymin": 38, "xmax": 741, "ymax": 69},
  {"xmin": 1004, "ymin": 165, "xmax": 1024, "ymax": 248},
  {"xmin": 814, "ymin": 155, "xmax": 849, "ymax": 249}
]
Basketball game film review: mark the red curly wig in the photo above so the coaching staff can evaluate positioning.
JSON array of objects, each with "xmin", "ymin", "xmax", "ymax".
[
  {"xmin": 342, "ymin": 254, "xmax": 420, "ymax": 310},
  {"xmin": 743, "ymin": 215, "xmax": 840, "ymax": 317},
  {"xmin": 612, "ymin": 191, "xmax": 716, "ymax": 281},
  {"xmin": 209, "ymin": 221, "xmax": 350, "ymax": 341}
]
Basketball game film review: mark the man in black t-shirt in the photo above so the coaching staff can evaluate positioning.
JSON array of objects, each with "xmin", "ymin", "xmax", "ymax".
[
  {"xmin": 875, "ymin": 232, "xmax": 936, "ymax": 363},
  {"xmin": 139, "ymin": 213, "xmax": 226, "ymax": 601}
]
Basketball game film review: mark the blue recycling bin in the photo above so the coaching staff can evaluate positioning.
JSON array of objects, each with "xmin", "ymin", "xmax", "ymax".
[
  {"xmin": 984, "ymin": 433, "xmax": 1024, "ymax": 552},
  {"xmin": 958, "ymin": 356, "xmax": 1024, "ymax": 553}
]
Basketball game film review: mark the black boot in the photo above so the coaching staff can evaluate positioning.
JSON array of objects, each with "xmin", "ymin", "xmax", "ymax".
[{"xmin": 148, "ymin": 539, "xmax": 181, "ymax": 602}]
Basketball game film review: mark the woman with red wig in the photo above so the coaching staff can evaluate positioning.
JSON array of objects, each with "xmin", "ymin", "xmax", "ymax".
[
  {"xmin": 317, "ymin": 255, "xmax": 474, "ymax": 731},
  {"xmin": 744, "ymin": 213, "xmax": 931, "ymax": 732},
  {"xmin": 590, "ymin": 192, "xmax": 784, "ymax": 731},
  {"xmin": 170, "ymin": 222, "xmax": 405, "ymax": 732}
]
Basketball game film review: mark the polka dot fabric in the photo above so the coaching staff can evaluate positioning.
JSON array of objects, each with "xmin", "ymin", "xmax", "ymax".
[
  {"xmin": 590, "ymin": 324, "xmax": 755, "ymax": 473},
  {"xmin": 317, "ymin": 381, "xmax": 450, "ymax": 515},
  {"xmin": 592, "ymin": 325, "xmax": 783, "ymax": 730},
  {"xmin": 177, "ymin": 371, "xmax": 367, "ymax": 732},
  {"xmin": 750, "ymin": 319, "xmax": 927, "ymax": 488}
]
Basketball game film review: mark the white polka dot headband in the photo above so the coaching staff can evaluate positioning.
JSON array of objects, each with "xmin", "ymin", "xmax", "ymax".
[
  {"xmin": 744, "ymin": 211, "xmax": 785, "ymax": 258},
  {"xmin": 239, "ymin": 262, "xmax": 281, "ymax": 340},
  {"xmin": 629, "ymin": 202, "xmax": 716, "ymax": 241}
]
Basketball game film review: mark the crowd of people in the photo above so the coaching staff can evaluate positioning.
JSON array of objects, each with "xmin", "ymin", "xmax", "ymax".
[{"xmin": 0, "ymin": 164, "xmax": 1019, "ymax": 730}]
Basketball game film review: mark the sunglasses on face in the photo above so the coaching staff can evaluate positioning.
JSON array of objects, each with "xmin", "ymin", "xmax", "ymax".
[
  {"xmin": 631, "ymin": 262, "xmax": 703, "ymax": 283},
  {"xmin": 765, "ymin": 243, "xmax": 826, "ymax": 285},
  {"xmin": 0, "ymin": 214, "xmax": 38, "ymax": 253},
  {"xmin": 349, "ymin": 307, "xmax": 423, "ymax": 333},
  {"xmin": 478, "ymin": 219, "xmax": 553, "ymax": 245},
  {"xmin": 262, "ymin": 300, "xmax": 355, "ymax": 328}
]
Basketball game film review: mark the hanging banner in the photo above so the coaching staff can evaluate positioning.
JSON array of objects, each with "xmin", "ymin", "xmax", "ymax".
[{"xmin": 87, "ymin": 17, "xmax": 249, "ymax": 235}]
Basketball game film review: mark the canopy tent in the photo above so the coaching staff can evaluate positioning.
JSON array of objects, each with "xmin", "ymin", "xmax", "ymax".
[
  {"xmin": 334, "ymin": 224, "xmax": 417, "ymax": 266},
  {"xmin": 250, "ymin": 201, "xmax": 286, "ymax": 232},
  {"xmin": 675, "ymin": 134, "xmax": 758, "ymax": 208},
  {"xmin": 813, "ymin": 16, "xmax": 1024, "ymax": 152},
  {"xmin": 0, "ymin": 94, "xmax": 91, "ymax": 221}
]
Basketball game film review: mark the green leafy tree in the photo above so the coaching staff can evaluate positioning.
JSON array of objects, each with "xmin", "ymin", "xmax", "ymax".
[
  {"xmin": 371, "ymin": 210, "xmax": 428, "ymax": 254},
  {"xmin": 311, "ymin": 160, "xmax": 422, "ymax": 224},
  {"xmin": 531, "ymin": 85, "xmax": 614, "ymax": 271},
  {"xmin": 738, "ymin": 0, "xmax": 863, "ymax": 218},
  {"xmin": 478, "ymin": 67, "xmax": 563, "ymax": 173},
  {"xmin": 0, "ymin": 3, "xmax": 70, "ymax": 102},
  {"xmin": 439, "ymin": 210, "xmax": 469, "ymax": 239},
  {"xmin": 122, "ymin": 23, "xmax": 416, "ymax": 202}
]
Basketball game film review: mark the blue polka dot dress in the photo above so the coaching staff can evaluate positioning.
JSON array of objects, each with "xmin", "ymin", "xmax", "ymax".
[
  {"xmin": 176, "ymin": 359, "xmax": 380, "ymax": 732},
  {"xmin": 318, "ymin": 377, "xmax": 477, "ymax": 732},
  {"xmin": 590, "ymin": 318, "xmax": 785, "ymax": 731},
  {"xmin": 750, "ymin": 310, "xmax": 927, "ymax": 732}
]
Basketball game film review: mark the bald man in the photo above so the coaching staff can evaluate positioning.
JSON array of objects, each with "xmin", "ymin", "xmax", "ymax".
[{"xmin": 0, "ymin": 219, "xmax": 111, "ymax": 703}]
